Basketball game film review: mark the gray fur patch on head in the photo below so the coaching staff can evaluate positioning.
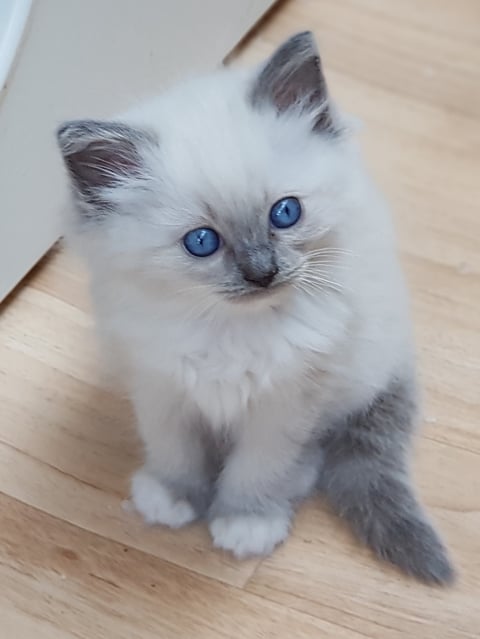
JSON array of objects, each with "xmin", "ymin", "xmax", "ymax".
[{"xmin": 250, "ymin": 31, "xmax": 336, "ymax": 134}]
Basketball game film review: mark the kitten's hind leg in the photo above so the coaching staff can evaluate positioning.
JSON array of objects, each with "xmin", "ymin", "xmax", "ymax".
[{"xmin": 319, "ymin": 375, "xmax": 455, "ymax": 585}]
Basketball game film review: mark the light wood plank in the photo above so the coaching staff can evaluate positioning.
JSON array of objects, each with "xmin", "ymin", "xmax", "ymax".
[{"xmin": 0, "ymin": 494, "xmax": 364, "ymax": 639}]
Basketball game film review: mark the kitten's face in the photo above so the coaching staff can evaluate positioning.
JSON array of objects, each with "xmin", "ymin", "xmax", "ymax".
[
  {"xmin": 143, "ymin": 109, "xmax": 350, "ymax": 310},
  {"xmin": 58, "ymin": 32, "xmax": 355, "ymax": 311},
  {"xmin": 177, "ymin": 190, "xmax": 306, "ymax": 303}
]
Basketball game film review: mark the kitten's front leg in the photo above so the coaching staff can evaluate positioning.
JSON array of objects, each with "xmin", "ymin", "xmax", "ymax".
[
  {"xmin": 320, "ymin": 374, "xmax": 454, "ymax": 584},
  {"xmin": 209, "ymin": 393, "xmax": 318, "ymax": 558},
  {"xmin": 130, "ymin": 374, "xmax": 211, "ymax": 528}
]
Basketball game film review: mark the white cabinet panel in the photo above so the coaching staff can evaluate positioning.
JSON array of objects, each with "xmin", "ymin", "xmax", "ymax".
[{"xmin": 0, "ymin": 0, "xmax": 275, "ymax": 301}]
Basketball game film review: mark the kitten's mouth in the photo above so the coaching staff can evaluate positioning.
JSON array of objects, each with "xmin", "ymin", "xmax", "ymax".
[{"xmin": 225, "ymin": 281, "xmax": 290, "ymax": 304}]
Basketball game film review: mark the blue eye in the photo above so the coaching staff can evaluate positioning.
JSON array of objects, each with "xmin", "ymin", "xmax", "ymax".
[
  {"xmin": 183, "ymin": 227, "xmax": 220, "ymax": 257},
  {"xmin": 270, "ymin": 197, "xmax": 302, "ymax": 229}
]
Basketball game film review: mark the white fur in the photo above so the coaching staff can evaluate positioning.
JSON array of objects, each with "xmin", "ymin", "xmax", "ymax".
[
  {"xmin": 131, "ymin": 470, "xmax": 196, "ymax": 527},
  {"xmin": 210, "ymin": 513, "xmax": 290, "ymax": 558}
]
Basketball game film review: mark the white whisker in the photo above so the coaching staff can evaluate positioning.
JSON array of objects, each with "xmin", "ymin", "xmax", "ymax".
[
  {"xmin": 175, "ymin": 283, "xmax": 216, "ymax": 296},
  {"xmin": 306, "ymin": 247, "xmax": 354, "ymax": 257},
  {"xmin": 306, "ymin": 259, "xmax": 351, "ymax": 269},
  {"xmin": 300, "ymin": 274, "xmax": 345, "ymax": 293},
  {"xmin": 183, "ymin": 295, "xmax": 220, "ymax": 323}
]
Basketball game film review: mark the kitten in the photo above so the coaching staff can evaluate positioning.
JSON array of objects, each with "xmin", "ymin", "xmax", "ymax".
[{"xmin": 57, "ymin": 32, "xmax": 454, "ymax": 583}]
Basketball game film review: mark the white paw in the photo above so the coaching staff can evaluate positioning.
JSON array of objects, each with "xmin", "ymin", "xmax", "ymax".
[
  {"xmin": 130, "ymin": 470, "xmax": 196, "ymax": 528},
  {"xmin": 209, "ymin": 513, "xmax": 290, "ymax": 558}
]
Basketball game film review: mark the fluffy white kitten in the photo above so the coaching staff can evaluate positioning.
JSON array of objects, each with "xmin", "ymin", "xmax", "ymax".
[{"xmin": 57, "ymin": 32, "xmax": 453, "ymax": 583}]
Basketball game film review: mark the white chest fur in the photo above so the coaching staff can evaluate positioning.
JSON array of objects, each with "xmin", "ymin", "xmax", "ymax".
[{"xmin": 106, "ymin": 290, "xmax": 351, "ymax": 427}]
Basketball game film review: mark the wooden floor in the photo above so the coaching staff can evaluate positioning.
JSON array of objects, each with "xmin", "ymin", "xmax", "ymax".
[{"xmin": 1, "ymin": 1, "xmax": 479, "ymax": 637}]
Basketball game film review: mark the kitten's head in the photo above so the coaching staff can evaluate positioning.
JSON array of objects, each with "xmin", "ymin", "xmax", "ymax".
[{"xmin": 57, "ymin": 32, "xmax": 359, "ymax": 311}]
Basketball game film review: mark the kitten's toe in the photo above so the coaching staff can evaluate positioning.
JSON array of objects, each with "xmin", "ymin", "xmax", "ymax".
[
  {"xmin": 209, "ymin": 512, "xmax": 291, "ymax": 558},
  {"xmin": 131, "ymin": 470, "xmax": 196, "ymax": 528},
  {"xmin": 368, "ymin": 514, "xmax": 455, "ymax": 585}
]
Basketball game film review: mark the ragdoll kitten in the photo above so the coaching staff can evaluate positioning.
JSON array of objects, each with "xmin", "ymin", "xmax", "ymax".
[{"xmin": 57, "ymin": 32, "xmax": 453, "ymax": 583}]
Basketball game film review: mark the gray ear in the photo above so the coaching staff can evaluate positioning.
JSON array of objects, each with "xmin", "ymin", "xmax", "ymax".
[
  {"xmin": 56, "ymin": 120, "xmax": 156, "ymax": 214},
  {"xmin": 250, "ymin": 31, "xmax": 335, "ymax": 133}
]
